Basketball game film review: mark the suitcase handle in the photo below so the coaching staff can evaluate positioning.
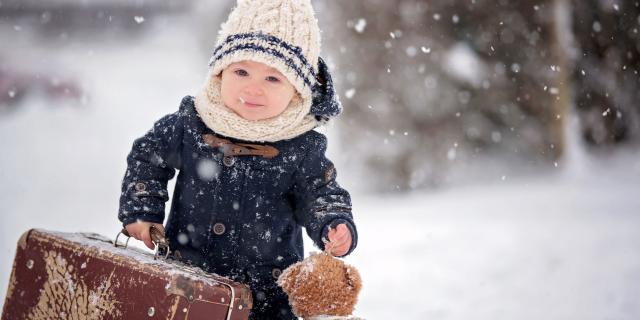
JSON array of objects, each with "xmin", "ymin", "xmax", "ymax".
[{"xmin": 114, "ymin": 225, "xmax": 171, "ymax": 260}]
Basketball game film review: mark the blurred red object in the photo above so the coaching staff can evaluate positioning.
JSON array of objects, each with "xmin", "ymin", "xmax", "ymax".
[{"xmin": 0, "ymin": 63, "xmax": 83, "ymax": 112}]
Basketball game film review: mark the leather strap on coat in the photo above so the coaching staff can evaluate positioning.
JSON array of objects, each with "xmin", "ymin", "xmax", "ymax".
[{"xmin": 202, "ymin": 133, "xmax": 279, "ymax": 159}]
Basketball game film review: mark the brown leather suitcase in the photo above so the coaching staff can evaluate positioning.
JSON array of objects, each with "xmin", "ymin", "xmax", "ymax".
[{"xmin": 2, "ymin": 229, "xmax": 252, "ymax": 320}]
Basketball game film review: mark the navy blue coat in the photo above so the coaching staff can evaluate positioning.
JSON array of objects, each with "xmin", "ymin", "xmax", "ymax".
[{"xmin": 118, "ymin": 94, "xmax": 357, "ymax": 317}]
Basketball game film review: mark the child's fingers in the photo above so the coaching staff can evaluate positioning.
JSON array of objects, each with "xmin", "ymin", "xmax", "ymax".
[
  {"xmin": 125, "ymin": 225, "xmax": 138, "ymax": 238},
  {"xmin": 336, "ymin": 224, "xmax": 349, "ymax": 232},
  {"xmin": 330, "ymin": 242, "xmax": 349, "ymax": 256},
  {"xmin": 324, "ymin": 242, "xmax": 334, "ymax": 253},
  {"xmin": 325, "ymin": 242, "xmax": 347, "ymax": 256},
  {"xmin": 328, "ymin": 224, "xmax": 351, "ymax": 243},
  {"xmin": 324, "ymin": 236, "xmax": 340, "ymax": 254},
  {"xmin": 328, "ymin": 234, "xmax": 349, "ymax": 248},
  {"xmin": 330, "ymin": 230, "xmax": 349, "ymax": 243},
  {"xmin": 327, "ymin": 224, "xmax": 346, "ymax": 237},
  {"xmin": 141, "ymin": 229, "xmax": 155, "ymax": 250},
  {"xmin": 326, "ymin": 224, "xmax": 352, "ymax": 256},
  {"xmin": 331, "ymin": 239, "xmax": 349, "ymax": 251}
]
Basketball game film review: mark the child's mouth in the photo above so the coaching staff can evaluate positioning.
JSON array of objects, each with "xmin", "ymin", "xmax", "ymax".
[{"xmin": 239, "ymin": 97, "xmax": 263, "ymax": 108}]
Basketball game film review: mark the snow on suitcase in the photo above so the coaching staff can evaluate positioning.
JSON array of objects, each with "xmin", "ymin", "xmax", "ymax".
[{"xmin": 2, "ymin": 229, "xmax": 252, "ymax": 320}]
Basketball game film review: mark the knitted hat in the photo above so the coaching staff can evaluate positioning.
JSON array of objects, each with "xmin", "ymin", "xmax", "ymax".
[
  {"xmin": 195, "ymin": 0, "xmax": 339, "ymax": 142},
  {"xmin": 211, "ymin": 0, "xmax": 321, "ymax": 98}
]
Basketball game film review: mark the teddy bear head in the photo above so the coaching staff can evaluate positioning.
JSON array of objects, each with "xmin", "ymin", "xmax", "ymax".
[{"xmin": 277, "ymin": 252, "xmax": 362, "ymax": 318}]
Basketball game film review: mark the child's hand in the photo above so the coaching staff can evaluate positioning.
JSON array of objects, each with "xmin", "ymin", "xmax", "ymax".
[
  {"xmin": 125, "ymin": 222, "xmax": 165, "ymax": 250},
  {"xmin": 324, "ymin": 224, "xmax": 352, "ymax": 257}
]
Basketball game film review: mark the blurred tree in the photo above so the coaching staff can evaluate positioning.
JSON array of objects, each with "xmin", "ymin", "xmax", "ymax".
[
  {"xmin": 571, "ymin": 0, "xmax": 640, "ymax": 146},
  {"xmin": 318, "ymin": 0, "xmax": 566, "ymax": 191},
  {"xmin": 0, "ymin": 0, "xmax": 190, "ymax": 36}
]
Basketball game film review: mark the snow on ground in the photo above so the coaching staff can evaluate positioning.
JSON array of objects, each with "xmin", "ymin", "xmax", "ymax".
[
  {"xmin": 344, "ymin": 162, "xmax": 640, "ymax": 319},
  {"xmin": 2, "ymin": 17, "xmax": 640, "ymax": 320}
]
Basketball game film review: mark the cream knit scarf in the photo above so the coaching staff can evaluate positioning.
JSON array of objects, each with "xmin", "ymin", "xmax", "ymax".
[{"xmin": 194, "ymin": 73, "xmax": 318, "ymax": 143}]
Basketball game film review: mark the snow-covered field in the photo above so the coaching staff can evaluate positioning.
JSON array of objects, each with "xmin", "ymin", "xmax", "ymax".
[
  {"xmin": 350, "ymin": 167, "xmax": 640, "ymax": 319},
  {"xmin": 2, "ymin": 17, "xmax": 640, "ymax": 320}
]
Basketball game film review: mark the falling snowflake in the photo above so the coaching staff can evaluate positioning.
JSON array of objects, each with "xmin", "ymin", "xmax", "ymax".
[
  {"xmin": 354, "ymin": 18, "xmax": 367, "ymax": 33},
  {"xmin": 345, "ymin": 88, "xmax": 356, "ymax": 99},
  {"xmin": 492, "ymin": 132, "xmax": 503, "ymax": 143},
  {"xmin": 177, "ymin": 233, "xmax": 189, "ymax": 245},
  {"xmin": 511, "ymin": 63, "xmax": 521, "ymax": 73},
  {"xmin": 593, "ymin": 21, "xmax": 602, "ymax": 32},
  {"xmin": 196, "ymin": 159, "xmax": 219, "ymax": 182},
  {"xmin": 406, "ymin": 46, "xmax": 418, "ymax": 57},
  {"xmin": 447, "ymin": 146, "xmax": 457, "ymax": 161}
]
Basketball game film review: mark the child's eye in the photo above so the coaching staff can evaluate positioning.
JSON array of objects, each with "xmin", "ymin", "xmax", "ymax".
[
  {"xmin": 266, "ymin": 76, "xmax": 280, "ymax": 82},
  {"xmin": 234, "ymin": 69, "xmax": 248, "ymax": 76}
]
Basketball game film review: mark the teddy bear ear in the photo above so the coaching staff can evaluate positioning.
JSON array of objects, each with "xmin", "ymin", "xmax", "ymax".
[
  {"xmin": 344, "ymin": 265, "xmax": 363, "ymax": 292},
  {"xmin": 277, "ymin": 265, "xmax": 299, "ymax": 293}
]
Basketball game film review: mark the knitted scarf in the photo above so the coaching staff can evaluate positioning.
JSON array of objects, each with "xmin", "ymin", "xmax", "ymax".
[{"xmin": 194, "ymin": 73, "xmax": 318, "ymax": 143}]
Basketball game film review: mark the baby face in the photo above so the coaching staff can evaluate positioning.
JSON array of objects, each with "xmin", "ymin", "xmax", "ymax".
[{"xmin": 220, "ymin": 60, "xmax": 297, "ymax": 121}]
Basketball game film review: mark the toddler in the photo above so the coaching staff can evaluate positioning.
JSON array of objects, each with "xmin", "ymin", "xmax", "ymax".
[{"xmin": 118, "ymin": 0, "xmax": 358, "ymax": 318}]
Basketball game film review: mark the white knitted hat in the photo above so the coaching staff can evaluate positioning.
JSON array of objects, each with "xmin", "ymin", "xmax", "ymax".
[
  {"xmin": 194, "ymin": 0, "xmax": 323, "ymax": 142},
  {"xmin": 211, "ymin": 0, "xmax": 320, "ymax": 96}
]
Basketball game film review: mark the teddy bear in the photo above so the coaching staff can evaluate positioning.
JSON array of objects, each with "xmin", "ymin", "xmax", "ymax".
[{"xmin": 277, "ymin": 251, "xmax": 363, "ymax": 320}]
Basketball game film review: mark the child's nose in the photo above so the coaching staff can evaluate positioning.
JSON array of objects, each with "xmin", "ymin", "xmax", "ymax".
[{"xmin": 243, "ymin": 83, "xmax": 264, "ymax": 96}]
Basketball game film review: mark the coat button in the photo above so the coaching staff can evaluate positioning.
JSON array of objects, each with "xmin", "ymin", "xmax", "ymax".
[
  {"xmin": 135, "ymin": 182, "xmax": 147, "ymax": 192},
  {"xmin": 212, "ymin": 223, "xmax": 226, "ymax": 235},
  {"xmin": 223, "ymin": 156, "xmax": 235, "ymax": 167},
  {"xmin": 271, "ymin": 268, "xmax": 282, "ymax": 280}
]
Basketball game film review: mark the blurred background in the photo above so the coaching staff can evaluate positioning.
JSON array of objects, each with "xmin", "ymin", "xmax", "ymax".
[{"xmin": 1, "ymin": 0, "xmax": 639, "ymax": 319}]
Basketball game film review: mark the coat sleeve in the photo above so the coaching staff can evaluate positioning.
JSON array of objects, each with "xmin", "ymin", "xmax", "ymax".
[
  {"xmin": 117, "ymin": 97, "xmax": 188, "ymax": 227},
  {"xmin": 292, "ymin": 133, "xmax": 358, "ymax": 257}
]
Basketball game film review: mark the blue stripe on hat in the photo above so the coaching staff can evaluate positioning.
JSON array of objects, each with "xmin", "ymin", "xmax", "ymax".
[{"xmin": 209, "ymin": 32, "xmax": 317, "ymax": 90}]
